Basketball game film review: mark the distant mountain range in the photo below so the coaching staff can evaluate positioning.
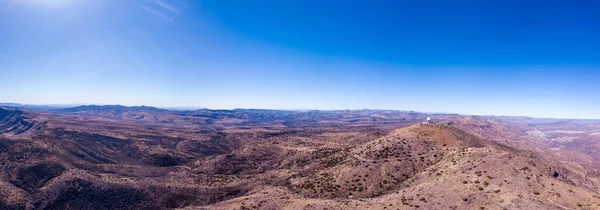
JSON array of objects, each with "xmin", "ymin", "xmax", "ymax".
[
  {"xmin": 0, "ymin": 103, "xmax": 204, "ymax": 112},
  {"xmin": 3, "ymin": 103, "xmax": 600, "ymax": 122},
  {"xmin": 0, "ymin": 103, "xmax": 78, "ymax": 110},
  {"xmin": 53, "ymin": 105, "xmax": 169, "ymax": 113}
]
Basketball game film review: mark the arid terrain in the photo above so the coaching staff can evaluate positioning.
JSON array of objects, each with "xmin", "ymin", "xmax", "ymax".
[{"xmin": 1, "ymin": 105, "xmax": 600, "ymax": 209}]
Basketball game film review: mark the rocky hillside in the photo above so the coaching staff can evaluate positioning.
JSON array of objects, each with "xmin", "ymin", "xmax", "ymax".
[
  {"xmin": 2, "ymin": 108, "xmax": 600, "ymax": 209},
  {"xmin": 0, "ymin": 108, "xmax": 34, "ymax": 135},
  {"xmin": 195, "ymin": 124, "xmax": 600, "ymax": 209}
]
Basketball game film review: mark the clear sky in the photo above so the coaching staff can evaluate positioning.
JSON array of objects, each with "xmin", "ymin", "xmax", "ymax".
[{"xmin": 1, "ymin": 0, "xmax": 599, "ymax": 118}]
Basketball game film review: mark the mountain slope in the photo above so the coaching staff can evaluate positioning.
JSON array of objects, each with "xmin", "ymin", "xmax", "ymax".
[
  {"xmin": 52, "ymin": 105, "xmax": 179, "ymax": 123},
  {"xmin": 194, "ymin": 124, "xmax": 600, "ymax": 209},
  {"xmin": 0, "ymin": 108, "xmax": 34, "ymax": 135},
  {"xmin": 2, "ymin": 107, "xmax": 600, "ymax": 209}
]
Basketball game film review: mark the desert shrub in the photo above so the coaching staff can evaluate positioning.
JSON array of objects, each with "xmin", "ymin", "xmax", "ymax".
[
  {"xmin": 41, "ymin": 179, "xmax": 147, "ymax": 209},
  {"xmin": 12, "ymin": 162, "xmax": 66, "ymax": 192},
  {"xmin": 142, "ymin": 154, "xmax": 186, "ymax": 167},
  {"xmin": 0, "ymin": 141, "xmax": 9, "ymax": 153},
  {"xmin": 0, "ymin": 201, "xmax": 25, "ymax": 210}
]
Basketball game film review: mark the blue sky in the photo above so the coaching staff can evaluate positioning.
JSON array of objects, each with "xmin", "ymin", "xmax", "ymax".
[{"xmin": 1, "ymin": 0, "xmax": 599, "ymax": 118}]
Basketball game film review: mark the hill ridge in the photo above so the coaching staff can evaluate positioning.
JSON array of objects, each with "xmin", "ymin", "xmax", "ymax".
[
  {"xmin": 196, "ymin": 123, "xmax": 600, "ymax": 209},
  {"xmin": 0, "ymin": 108, "xmax": 34, "ymax": 135}
]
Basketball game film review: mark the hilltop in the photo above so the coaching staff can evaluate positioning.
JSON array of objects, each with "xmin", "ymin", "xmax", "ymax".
[{"xmin": 195, "ymin": 124, "xmax": 600, "ymax": 209}]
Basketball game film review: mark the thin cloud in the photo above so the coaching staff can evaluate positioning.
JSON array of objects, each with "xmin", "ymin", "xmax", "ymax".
[
  {"xmin": 153, "ymin": 0, "xmax": 181, "ymax": 14},
  {"xmin": 141, "ymin": 5, "xmax": 172, "ymax": 21}
]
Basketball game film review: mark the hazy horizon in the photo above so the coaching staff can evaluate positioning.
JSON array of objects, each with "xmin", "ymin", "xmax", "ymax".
[
  {"xmin": 6, "ymin": 101, "xmax": 600, "ymax": 121},
  {"xmin": 1, "ymin": 0, "xmax": 599, "ymax": 119}
]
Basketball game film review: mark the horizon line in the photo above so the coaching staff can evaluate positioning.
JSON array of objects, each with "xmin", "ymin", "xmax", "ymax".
[{"xmin": 2, "ymin": 102, "xmax": 600, "ymax": 121}]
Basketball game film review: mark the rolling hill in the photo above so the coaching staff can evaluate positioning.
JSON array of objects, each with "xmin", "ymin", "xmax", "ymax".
[{"xmin": 0, "ymin": 106, "xmax": 599, "ymax": 209}]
